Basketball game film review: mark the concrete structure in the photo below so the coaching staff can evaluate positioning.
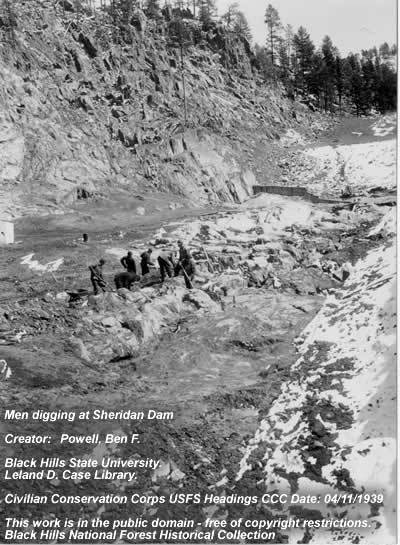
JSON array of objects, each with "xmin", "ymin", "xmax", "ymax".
[{"xmin": 0, "ymin": 220, "xmax": 14, "ymax": 244}]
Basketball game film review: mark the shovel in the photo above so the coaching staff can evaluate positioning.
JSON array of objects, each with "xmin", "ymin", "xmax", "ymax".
[{"xmin": 178, "ymin": 261, "xmax": 193, "ymax": 289}]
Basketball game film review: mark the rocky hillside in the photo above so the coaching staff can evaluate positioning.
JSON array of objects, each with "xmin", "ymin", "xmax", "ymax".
[{"xmin": 0, "ymin": 0, "xmax": 327, "ymax": 221}]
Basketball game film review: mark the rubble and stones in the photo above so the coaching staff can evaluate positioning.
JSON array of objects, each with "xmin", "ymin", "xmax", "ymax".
[{"xmin": 0, "ymin": 3, "xmax": 395, "ymax": 541}]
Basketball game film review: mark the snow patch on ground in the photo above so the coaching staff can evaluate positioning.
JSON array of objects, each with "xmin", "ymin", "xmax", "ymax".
[
  {"xmin": 0, "ymin": 359, "xmax": 12, "ymax": 380},
  {"xmin": 235, "ymin": 240, "xmax": 396, "ymax": 544},
  {"xmin": 169, "ymin": 194, "xmax": 348, "ymax": 246},
  {"xmin": 280, "ymin": 129, "xmax": 306, "ymax": 147},
  {"xmin": 20, "ymin": 253, "xmax": 64, "ymax": 273},
  {"xmin": 371, "ymin": 114, "xmax": 396, "ymax": 137},
  {"xmin": 368, "ymin": 207, "xmax": 396, "ymax": 237},
  {"xmin": 305, "ymin": 139, "xmax": 396, "ymax": 195}
]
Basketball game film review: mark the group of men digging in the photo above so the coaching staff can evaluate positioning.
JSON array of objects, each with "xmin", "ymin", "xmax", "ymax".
[{"xmin": 89, "ymin": 240, "xmax": 196, "ymax": 295}]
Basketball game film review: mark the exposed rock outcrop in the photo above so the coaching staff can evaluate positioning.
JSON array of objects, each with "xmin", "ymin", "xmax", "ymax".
[{"xmin": 0, "ymin": 1, "xmax": 324, "ymax": 219}]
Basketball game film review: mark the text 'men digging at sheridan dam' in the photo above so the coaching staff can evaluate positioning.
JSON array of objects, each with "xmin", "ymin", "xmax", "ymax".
[{"xmin": 3, "ymin": 409, "xmax": 174, "ymax": 422}]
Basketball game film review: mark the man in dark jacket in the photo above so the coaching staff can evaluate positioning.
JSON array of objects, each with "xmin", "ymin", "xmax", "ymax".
[
  {"xmin": 177, "ymin": 240, "xmax": 191, "ymax": 263},
  {"xmin": 158, "ymin": 250, "xmax": 175, "ymax": 282},
  {"xmin": 140, "ymin": 249, "xmax": 154, "ymax": 276},
  {"xmin": 175, "ymin": 241, "xmax": 195, "ymax": 289},
  {"xmin": 121, "ymin": 251, "xmax": 136, "ymax": 274},
  {"xmin": 114, "ymin": 271, "xmax": 140, "ymax": 290},
  {"xmin": 89, "ymin": 258, "xmax": 106, "ymax": 295}
]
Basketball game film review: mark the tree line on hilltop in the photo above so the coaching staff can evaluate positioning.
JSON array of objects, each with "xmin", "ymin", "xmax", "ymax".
[
  {"xmin": 260, "ymin": 4, "xmax": 397, "ymax": 114},
  {"xmin": 2, "ymin": 0, "xmax": 397, "ymax": 114},
  {"xmin": 103, "ymin": 0, "xmax": 397, "ymax": 114}
]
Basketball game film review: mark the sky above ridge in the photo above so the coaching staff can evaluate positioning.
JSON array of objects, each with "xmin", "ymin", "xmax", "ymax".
[{"xmin": 216, "ymin": 0, "xmax": 397, "ymax": 55}]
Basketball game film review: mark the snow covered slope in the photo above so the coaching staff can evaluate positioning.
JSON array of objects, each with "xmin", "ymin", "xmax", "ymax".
[
  {"xmin": 306, "ymin": 140, "xmax": 396, "ymax": 195},
  {"xmin": 235, "ymin": 220, "xmax": 396, "ymax": 543}
]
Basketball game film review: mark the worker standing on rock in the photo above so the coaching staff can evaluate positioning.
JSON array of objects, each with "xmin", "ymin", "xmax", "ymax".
[
  {"xmin": 121, "ymin": 251, "xmax": 137, "ymax": 274},
  {"xmin": 175, "ymin": 240, "xmax": 195, "ymax": 289},
  {"xmin": 89, "ymin": 258, "xmax": 106, "ymax": 295},
  {"xmin": 158, "ymin": 250, "xmax": 175, "ymax": 282},
  {"xmin": 140, "ymin": 248, "xmax": 154, "ymax": 275}
]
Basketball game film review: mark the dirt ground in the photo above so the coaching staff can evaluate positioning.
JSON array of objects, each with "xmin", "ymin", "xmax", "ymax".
[{"xmin": 0, "ymin": 115, "xmax": 396, "ymax": 543}]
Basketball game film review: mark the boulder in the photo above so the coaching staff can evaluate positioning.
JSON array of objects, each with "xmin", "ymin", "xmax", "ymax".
[
  {"xmin": 87, "ymin": 331, "xmax": 140, "ymax": 363},
  {"xmin": 0, "ymin": 122, "xmax": 24, "ymax": 182},
  {"xmin": 215, "ymin": 272, "xmax": 247, "ymax": 294},
  {"xmin": 43, "ymin": 292, "xmax": 55, "ymax": 303},
  {"xmin": 72, "ymin": 284, "xmax": 191, "ymax": 362},
  {"xmin": 332, "ymin": 263, "xmax": 351, "ymax": 283},
  {"xmin": 78, "ymin": 33, "xmax": 98, "ymax": 58},
  {"xmin": 203, "ymin": 271, "xmax": 246, "ymax": 297},
  {"xmin": 279, "ymin": 268, "xmax": 338, "ymax": 295},
  {"xmin": 101, "ymin": 316, "xmax": 120, "ymax": 328},
  {"xmin": 60, "ymin": 0, "xmax": 74, "ymax": 11},
  {"xmin": 88, "ymin": 292, "xmax": 125, "ymax": 312},
  {"xmin": 117, "ymin": 288, "xmax": 147, "ymax": 306},
  {"xmin": 120, "ymin": 319, "xmax": 145, "ymax": 339},
  {"xmin": 248, "ymin": 269, "xmax": 268, "ymax": 287},
  {"xmin": 183, "ymin": 289, "xmax": 220, "ymax": 312},
  {"xmin": 67, "ymin": 337, "xmax": 92, "ymax": 363},
  {"xmin": 56, "ymin": 291, "xmax": 69, "ymax": 301},
  {"xmin": 279, "ymin": 250, "xmax": 297, "ymax": 271}
]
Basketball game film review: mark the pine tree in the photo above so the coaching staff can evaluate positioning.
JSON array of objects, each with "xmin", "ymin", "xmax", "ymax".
[
  {"xmin": 115, "ymin": 0, "xmax": 140, "ymax": 22},
  {"xmin": 343, "ymin": 54, "xmax": 364, "ymax": 116},
  {"xmin": 379, "ymin": 42, "xmax": 390, "ymax": 59},
  {"xmin": 321, "ymin": 35, "xmax": 337, "ymax": 111},
  {"xmin": 198, "ymin": 0, "xmax": 216, "ymax": 26},
  {"xmin": 278, "ymin": 24, "xmax": 294, "ymax": 89},
  {"xmin": 173, "ymin": 0, "xmax": 185, "ymax": 9},
  {"xmin": 361, "ymin": 56, "xmax": 377, "ymax": 112},
  {"xmin": 307, "ymin": 51, "xmax": 324, "ymax": 107},
  {"xmin": 293, "ymin": 26, "xmax": 315, "ymax": 94},
  {"xmin": 321, "ymin": 36, "xmax": 336, "ymax": 71},
  {"xmin": 284, "ymin": 24, "xmax": 294, "ymax": 60},
  {"xmin": 335, "ymin": 55, "xmax": 344, "ymax": 113},
  {"xmin": 339, "ymin": 45, "xmax": 397, "ymax": 115},
  {"xmin": 172, "ymin": 0, "xmax": 193, "ymax": 15},
  {"xmin": 278, "ymin": 41, "xmax": 290, "ymax": 86},
  {"xmin": 254, "ymin": 44, "xmax": 274, "ymax": 82},
  {"xmin": 376, "ymin": 63, "xmax": 397, "ymax": 112},
  {"xmin": 233, "ymin": 11, "xmax": 252, "ymax": 42},
  {"xmin": 145, "ymin": 0, "xmax": 161, "ymax": 18},
  {"xmin": 221, "ymin": 2, "xmax": 239, "ymax": 30},
  {"xmin": 264, "ymin": 4, "xmax": 281, "ymax": 66},
  {"xmin": 2, "ymin": 0, "xmax": 17, "ymax": 44},
  {"xmin": 168, "ymin": 16, "xmax": 194, "ymax": 125}
]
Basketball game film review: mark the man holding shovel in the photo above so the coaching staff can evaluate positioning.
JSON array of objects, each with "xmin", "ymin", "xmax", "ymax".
[
  {"xmin": 89, "ymin": 258, "xmax": 107, "ymax": 295},
  {"xmin": 175, "ymin": 241, "xmax": 196, "ymax": 289},
  {"xmin": 158, "ymin": 250, "xmax": 175, "ymax": 282}
]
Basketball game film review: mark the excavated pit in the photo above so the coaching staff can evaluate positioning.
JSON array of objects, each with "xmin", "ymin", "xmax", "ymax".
[
  {"xmin": 0, "ymin": 117, "xmax": 396, "ymax": 544},
  {"xmin": 0, "ymin": 0, "xmax": 396, "ymax": 539}
]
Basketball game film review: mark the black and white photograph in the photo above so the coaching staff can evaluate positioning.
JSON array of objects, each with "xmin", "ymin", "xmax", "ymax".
[{"xmin": 0, "ymin": 0, "xmax": 397, "ymax": 543}]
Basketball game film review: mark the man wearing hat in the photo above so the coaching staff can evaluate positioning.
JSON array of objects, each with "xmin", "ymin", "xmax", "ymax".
[{"xmin": 89, "ymin": 258, "xmax": 106, "ymax": 295}]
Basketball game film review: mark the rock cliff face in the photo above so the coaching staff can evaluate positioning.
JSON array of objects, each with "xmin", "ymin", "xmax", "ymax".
[{"xmin": 0, "ymin": 1, "xmax": 318, "ymax": 220}]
